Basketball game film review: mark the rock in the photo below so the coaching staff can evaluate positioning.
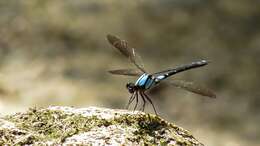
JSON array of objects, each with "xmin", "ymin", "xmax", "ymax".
[{"xmin": 0, "ymin": 106, "xmax": 204, "ymax": 146}]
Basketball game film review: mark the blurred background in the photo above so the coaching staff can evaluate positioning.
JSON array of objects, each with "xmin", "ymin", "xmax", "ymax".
[{"xmin": 0, "ymin": 1, "xmax": 259, "ymax": 145}]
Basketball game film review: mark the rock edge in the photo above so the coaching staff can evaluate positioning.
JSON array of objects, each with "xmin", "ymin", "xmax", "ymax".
[{"xmin": 0, "ymin": 106, "xmax": 204, "ymax": 146}]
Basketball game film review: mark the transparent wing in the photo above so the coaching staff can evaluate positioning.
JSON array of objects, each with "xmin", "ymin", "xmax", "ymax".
[
  {"xmin": 108, "ymin": 69, "xmax": 143, "ymax": 76},
  {"xmin": 107, "ymin": 34, "xmax": 146, "ymax": 73},
  {"xmin": 166, "ymin": 79, "xmax": 216, "ymax": 98}
]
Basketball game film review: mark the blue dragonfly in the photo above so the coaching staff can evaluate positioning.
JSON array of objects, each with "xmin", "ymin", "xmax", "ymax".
[{"xmin": 107, "ymin": 34, "xmax": 216, "ymax": 115}]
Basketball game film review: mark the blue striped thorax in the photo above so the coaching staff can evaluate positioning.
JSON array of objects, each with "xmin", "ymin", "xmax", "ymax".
[{"xmin": 135, "ymin": 73, "xmax": 156, "ymax": 89}]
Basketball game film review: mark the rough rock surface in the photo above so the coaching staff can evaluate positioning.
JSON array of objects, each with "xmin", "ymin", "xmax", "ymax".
[{"xmin": 0, "ymin": 106, "xmax": 204, "ymax": 146}]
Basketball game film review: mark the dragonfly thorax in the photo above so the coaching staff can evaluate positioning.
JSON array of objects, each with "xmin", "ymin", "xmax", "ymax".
[
  {"xmin": 134, "ymin": 73, "xmax": 156, "ymax": 90},
  {"xmin": 126, "ymin": 73, "xmax": 154, "ymax": 93}
]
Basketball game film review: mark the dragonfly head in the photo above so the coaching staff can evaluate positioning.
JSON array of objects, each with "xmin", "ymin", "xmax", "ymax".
[{"xmin": 126, "ymin": 82, "xmax": 137, "ymax": 94}]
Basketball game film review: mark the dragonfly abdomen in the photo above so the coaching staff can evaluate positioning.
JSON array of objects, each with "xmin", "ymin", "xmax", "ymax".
[{"xmin": 165, "ymin": 60, "xmax": 208, "ymax": 78}]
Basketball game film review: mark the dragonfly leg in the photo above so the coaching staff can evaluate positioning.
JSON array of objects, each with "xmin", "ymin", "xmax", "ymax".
[
  {"xmin": 133, "ymin": 92, "xmax": 139, "ymax": 111},
  {"xmin": 142, "ymin": 92, "xmax": 158, "ymax": 115},
  {"xmin": 139, "ymin": 91, "xmax": 146, "ymax": 112},
  {"xmin": 125, "ymin": 92, "xmax": 135, "ymax": 109}
]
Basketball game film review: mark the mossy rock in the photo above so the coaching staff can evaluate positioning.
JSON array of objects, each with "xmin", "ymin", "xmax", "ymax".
[{"xmin": 0, "ymin": 106, "xmax": 204, "ymax": 146}]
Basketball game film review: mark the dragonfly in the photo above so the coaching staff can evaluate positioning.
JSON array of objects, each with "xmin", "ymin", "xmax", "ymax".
[{"xmin": 107, "ymin": 34, "xmax": 216, "ymax": 115}]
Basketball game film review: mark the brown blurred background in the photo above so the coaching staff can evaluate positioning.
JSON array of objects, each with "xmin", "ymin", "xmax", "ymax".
[{"xmin": 0, "ymin": 1, "xmax": 259, "ymax": 146}]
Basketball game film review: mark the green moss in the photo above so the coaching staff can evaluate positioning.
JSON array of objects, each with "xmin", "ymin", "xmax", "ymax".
[
  {"xmin": 4, "ymin": 107, "xmax": 110, "ymax": 144},
  {"xmin": 2, "ymin": 107, "xmax": 200, "ymax": 145},
  {"xmin": 111, "ymin": 113, "xmax": 191, "ymax": 145}
]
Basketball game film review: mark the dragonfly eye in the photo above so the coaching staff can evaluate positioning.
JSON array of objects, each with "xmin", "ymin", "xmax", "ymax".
[{"xmin": 126, "ymin": 82, "xmax": 136, "ymax": 93}]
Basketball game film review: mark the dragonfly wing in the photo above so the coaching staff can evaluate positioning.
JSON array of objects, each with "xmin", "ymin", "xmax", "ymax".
[
  {"xmin": 132, "ymin": 50, "xmax": 146, "ymax": 72},
  {"xmin": 108, "ymin": 69, "xmax": 143, "ymax": 76},
  {"xmin": 107, "ymin": 34, "xmax": 146, "ymax": 73},
  {"xmin": 167, "ymin": 79, "xmax": 216, "ymax": 98},
  {"xmin": 107, "ymin": 34, "xmax": 133, "ymax": 59}
]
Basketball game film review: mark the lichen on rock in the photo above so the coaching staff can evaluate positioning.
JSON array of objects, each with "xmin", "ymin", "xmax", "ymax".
[{"xmin": 0, "ymin": 106, "xmax": 204, "ymax": 146}]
